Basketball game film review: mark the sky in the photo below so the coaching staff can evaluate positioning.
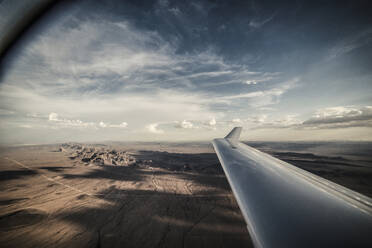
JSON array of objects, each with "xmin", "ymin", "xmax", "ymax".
[{"xmin": 0, "ymin": 0, "xmax": 372, "ymax": 144}]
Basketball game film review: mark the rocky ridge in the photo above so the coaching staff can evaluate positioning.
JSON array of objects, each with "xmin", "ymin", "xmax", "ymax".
[{"xmin": 60, "ymin": 143, "xmax": 139, "ymax": 167}]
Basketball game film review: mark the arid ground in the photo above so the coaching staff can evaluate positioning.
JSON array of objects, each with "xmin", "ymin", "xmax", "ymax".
[{"xmin": 0, "ymin": 141, "xmax": 371, "ymax": 248}]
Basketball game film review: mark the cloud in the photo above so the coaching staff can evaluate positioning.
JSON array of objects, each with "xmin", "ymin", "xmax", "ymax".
[
  {"xmin": 221, "ymin": 90, "xmax": 275, "ymax": 99},
  {"xmin": 208, "ymin": 118, "xmax": 216, "ymax": 126},
  {"xmin": 219, "ymin": 77, "xmax": 299, "ymax": 106},
  {"xmin": 19, "ymin": 124, "xmax": 33, "ymax": 129},
  {"xmin": 27, "ymin": 113, "xmax": 45, "ymax": 119},
  {"xmin": 327, "ymin": 28, "xmax": 372, "ymax": 60},
  {"xmin": 164, "ymin": 117, "xmax": 220, "ymax": 131},
  {"xmin": 168, "ymin": 7, "xmax": 181, "ymax": 16},
  {"xmin": 4, "ymin": 19, "xmax": 177, "ymax": 95},
  {"xmin": 99, "ymin": 121, "xmax": 128, "ymax": 128},
  {"xmin": 0, "ymin": 80, "xmax": 218, "ymax": 133},
  {"xmin": 167, "ymin": 70, "xmax": 234, "ymax": 81},
  {"xmin": 251, "ymin": 115, "xmax": 301, "ymax": 129},
  {"xmin": 48, "ymin": 112, "xmax": 59, "ymax": 121},
  {"xmin": 302, "ymin": 106, "xmax": 372, "ymax": 128},
  {"xmin": 175, "ymin": 120, "xmax": 194, "ymax": 129},
  {"xmin": 141, "ymin": 106, "xmax": 372, "ymax": 137},
  {"xmin": 99, "ymin": 121, "xmax": 107, "ymax": 128},
  {"xmin": 243, "ymin": 75, "xmax": 277, "ymax": 86},
  {"xmin": 249, "ymin": 106, "xmax": 372, "ymax": 130},
  {"xmin": 47, "ymin": 112, "xmax": 128, "ymax": 129},
  {"xmin": 245, "ymin": 80, "xmax": 258, "ymax": 85},
  {"xmin": 48, "ymin": 112, "xmax": 96, "ymax": 128},
  {"xmin": 1, "ymin": 15, "xmax": 286, "ymax": 101},
  {"xmin": 246, "ymin": 114, "xmax": 267, "ymax": 124},
  {"xmin": 249, "ymin": 13, "xmax": 276, "ymax": 29},
  {"xmin": 109, "ymin": 122, "xmax": 128, "ymax": 128},
  {"xmin": 146, "ymin": 123, "xmax": 164, "ymax": 134},
  {"xmin": 232, "ymin": 118, "xmax": 242, "ymax": 123}
]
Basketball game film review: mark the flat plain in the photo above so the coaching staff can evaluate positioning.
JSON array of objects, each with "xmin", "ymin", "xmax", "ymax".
[{"xmin": 0, "ymin": 141, "xmax": 371, "ymax": 248}]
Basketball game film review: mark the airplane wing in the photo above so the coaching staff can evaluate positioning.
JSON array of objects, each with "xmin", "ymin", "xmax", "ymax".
[{"xmin": 212, "ymin": 127, "xmax": 372, "ymax": 248}]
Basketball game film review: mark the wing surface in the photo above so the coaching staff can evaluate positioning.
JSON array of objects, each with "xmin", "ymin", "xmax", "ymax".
[{"xmin": 212, "ymin": 127, "xmax": 372, "ymax": 248}]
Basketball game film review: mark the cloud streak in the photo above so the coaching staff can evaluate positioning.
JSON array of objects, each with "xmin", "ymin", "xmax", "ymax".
[
  {"xmin": 249, "ymin": 106, "xmax": 372, "ymax": 130},
  {"xmin": 302, "ymin": 106, "xmax": 372, "ymax": 129},
  {"xmin": 249, "ymin": 13, "xmax": 276, "ymax": 29},
  {"xmin": 48, "ymin": 112, "xmax": 96, "ymax": 128},
  {"xmin": 47, "ymin": 112, "xmax": 127, "ymax": 129},
  {"xmin": 327, "ymin": 28, "xmax": 372, "ymax": 61}
]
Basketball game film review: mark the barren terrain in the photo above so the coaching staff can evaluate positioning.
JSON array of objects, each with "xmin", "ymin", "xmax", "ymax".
[{"xmin": 0, "ymin": 141, "xmax": 371, "ymax": 248}]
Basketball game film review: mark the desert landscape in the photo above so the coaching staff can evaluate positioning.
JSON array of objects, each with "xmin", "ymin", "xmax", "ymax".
[{"xmin": 0, "ymin": 141, "xmax": 371, "ymax": 248}]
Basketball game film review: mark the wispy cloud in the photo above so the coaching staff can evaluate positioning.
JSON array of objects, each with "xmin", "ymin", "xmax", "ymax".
[
  {"xmin": 327, "ymin": 28, "xmax": 372, "ymax": 60},
  {"xmin": 1, "ymin": 16, "xmax": 283, "ymax": 100},
  {"xmin": 218, "ymin": 77, "xmax": 299, "ymax": 106},
  {"xmin": 249, "ymin": 13, "xmax": 276, "ymax": 29}
]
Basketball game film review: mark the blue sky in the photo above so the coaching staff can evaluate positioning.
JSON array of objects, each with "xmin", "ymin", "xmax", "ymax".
[{"xmin": 0, "ymin": 0, "xmax": 372, "ymax": 143}]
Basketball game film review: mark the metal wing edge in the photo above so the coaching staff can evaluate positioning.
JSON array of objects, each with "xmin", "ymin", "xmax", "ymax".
[{"xmin": 212, "ymin": 127, "xmax": 372, "ymax": 248}]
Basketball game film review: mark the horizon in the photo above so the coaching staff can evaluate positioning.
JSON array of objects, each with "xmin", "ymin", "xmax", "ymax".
[
  {"xmin": 1, "ymin": 0, "xmax": 372, "ymax": 143},
  {"xmin": 3, "ymin": 138, "xmax": 372, "ymax": 147}
]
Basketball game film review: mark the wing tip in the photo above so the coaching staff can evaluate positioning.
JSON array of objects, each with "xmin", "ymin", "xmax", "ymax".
[{"xmin": 224, "ymin": 127, "xmax": 243, "ymax": 142}]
